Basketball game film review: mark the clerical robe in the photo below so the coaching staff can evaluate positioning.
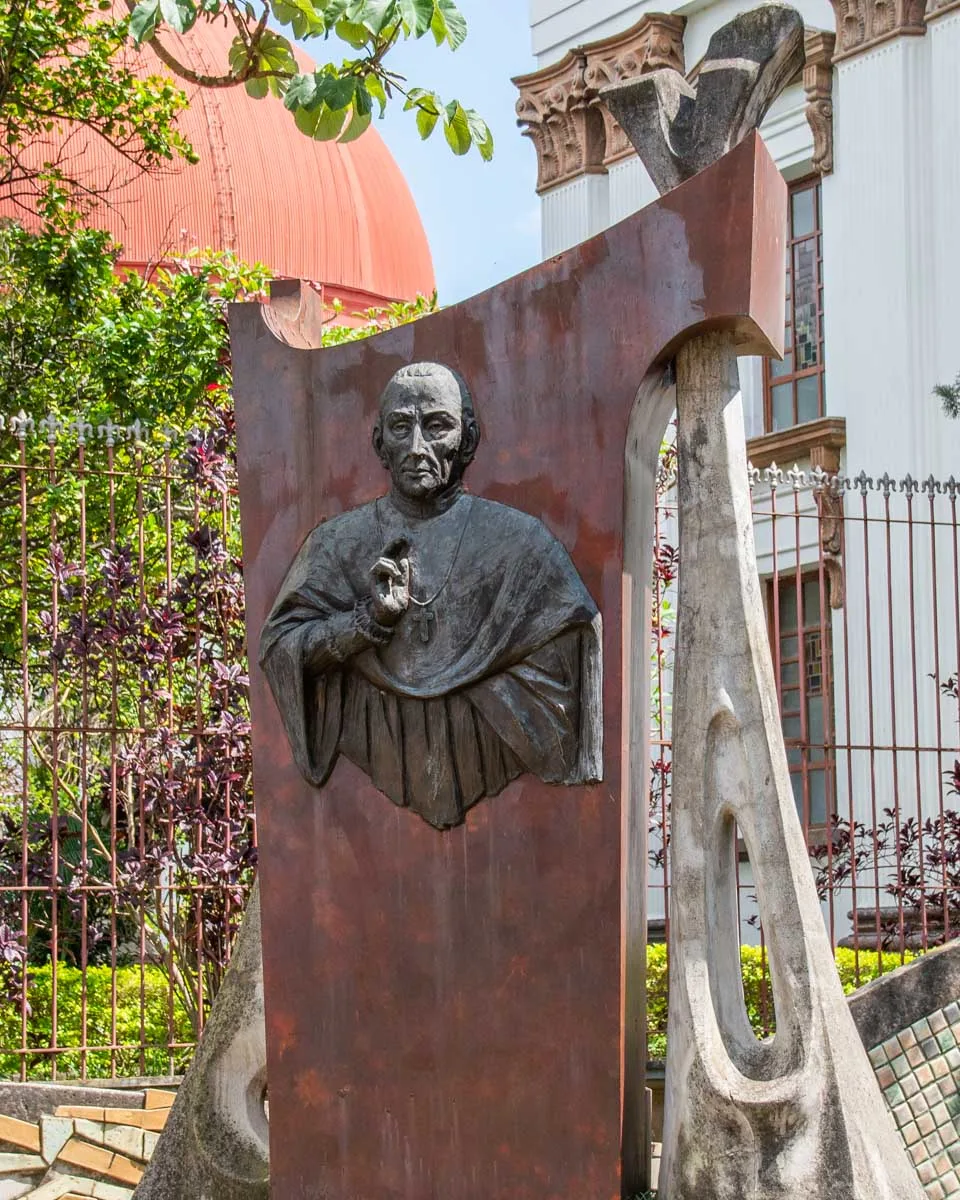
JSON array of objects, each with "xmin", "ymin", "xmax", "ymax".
[{"xmin": 259, "ymin": 495, "xmax": 602, "ymax": 829}]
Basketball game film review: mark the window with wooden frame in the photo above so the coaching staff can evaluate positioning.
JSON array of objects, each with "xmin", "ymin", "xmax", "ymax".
[
  {"xmin": 764, "ymin": 176, "xmax": 825, "ymax": 432},
  {"xmin": 768, "ymin": 571, "xmax": 836, "ymax": 832}
]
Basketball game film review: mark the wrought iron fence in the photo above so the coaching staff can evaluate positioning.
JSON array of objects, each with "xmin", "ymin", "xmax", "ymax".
[
  {"xmin": 0, "ymin": 406, "xmax": 255, "ymax": 1081},
  {"xmin": 2, "ymin": 407, "xmax": 960, "ymax": 1076},
  {"xmin": 650, "ymin": 462, "xmax": 960, "ymax": 1042}
]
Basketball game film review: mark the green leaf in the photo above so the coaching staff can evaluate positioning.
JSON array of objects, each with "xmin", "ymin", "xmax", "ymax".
[
  {"xmin": 128, "ymin": 0, "xmax": 160, "ymax": 44},
  {"xmin": 283, "ymin": 73, "xmax": 318, "ymax": 111},
  {"xmin": 415, "ymin": 105, "xmax": 438, "ymax": 139},
  {"xmin": 442, "ymin": 100, "xmax": 471, "ymax": 155},
  {"xmin": 244, "ymin": 75, "xmax": 269, "ymax": 99},
  {"xmin": 465, "ymin": 108, "xmax": 494, "ymax": 161},
  {"xmin": 271, "ymin": 0, "xmax": 325, "ymax": 38},
  {"xmin": 436, "ymin": 0, "xmax": 466, "ymax": 49},
  {"xmin": 158, "ymin": 0, "xmax": 196, "ymax": 34},
  {"xmin": 294, "ymin": 102, "xmax": 348, "ymax": 140},
  {"xmin": 317, "ymin": 73, "xmax": 357, "ymax": 111},
  {"xmin": 398, "ymin": 0, "xmax": 433, "ymax": 36},
  {"xmin": 338, "ymin": 107, "xmax": 372, "ymax": 143},
  {"xmin": 257, "ymin": 30, "xmax": 298, "ymax": 73},
  {"xmin": 354, "ymin": 0, "xmax": 395, "ymax": 34},
  {"xmin": 403, "ymin": 86, "xmax": 439, "ymax": 115},
  {"xmin": 365, "ymin": 74, "xmax": 387, "ymax": 117},
  {"xmin": 227, "ymin": 35, "xmax": 250, "ymax": 75},
  {"xmin": 353, "ymin": 83, "xmax": 372, "ymax": 118},
  {"xmin": 334, "ymin": 16, "xmax": 371, "ymax": 47}
]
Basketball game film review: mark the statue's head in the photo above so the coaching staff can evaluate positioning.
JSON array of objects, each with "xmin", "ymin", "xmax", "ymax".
[{"xmin": 373, "ymin": 363, "xmax": 481, "ymax": 502}]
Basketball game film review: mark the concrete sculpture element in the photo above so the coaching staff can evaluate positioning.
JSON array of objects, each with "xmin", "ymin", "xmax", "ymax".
[
  {"xmin": 260, "ymin": 362, "xmax": 602, "ymax": 830},
  {"xmin": 230, "ymin": 129, "xmax": 784, "ymax": 1198},
  {"xmin": 601, "ymin": 7, "xmax": 927, "ymax": 1198},
  {"xmin": 133, "ymin": 885, "xmax": 268, "ymax": 1200}
]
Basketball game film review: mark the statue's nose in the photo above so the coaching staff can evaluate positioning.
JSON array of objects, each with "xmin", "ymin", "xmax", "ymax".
[{"xmin": 410, "ymin": 423, "xmax": 427, "ymax": 453}]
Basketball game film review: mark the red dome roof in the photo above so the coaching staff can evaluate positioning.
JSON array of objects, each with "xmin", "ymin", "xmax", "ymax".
[{"xmin": 4, "ymin": 14, "xmax": 435, "ymax": 308}]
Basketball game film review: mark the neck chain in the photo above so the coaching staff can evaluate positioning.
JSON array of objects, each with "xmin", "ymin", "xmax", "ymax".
[{"xmin": 375, "ymin": 495, "xmax": 474, "ymax": 610}]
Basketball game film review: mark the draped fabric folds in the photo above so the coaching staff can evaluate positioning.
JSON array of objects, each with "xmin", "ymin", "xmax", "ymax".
[{"xmin": 260, "ymin": 495, "xmax": 602, "ymax": 829}]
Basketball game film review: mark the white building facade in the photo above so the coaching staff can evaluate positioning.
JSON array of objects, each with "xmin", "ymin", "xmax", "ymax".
[{"xmin": 515, "ymin": 0, "xmax": 960, "ymax": 943}]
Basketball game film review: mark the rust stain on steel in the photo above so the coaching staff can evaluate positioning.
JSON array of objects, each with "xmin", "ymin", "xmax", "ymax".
[{"xmin": 230, "ymin": 132, "xmax": 785, "ymax": 1200}]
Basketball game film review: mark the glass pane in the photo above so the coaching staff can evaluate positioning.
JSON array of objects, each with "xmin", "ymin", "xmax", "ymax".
[
  {"xmin": 793, "ymin": 242, "xmax": 819, "ymax": 370},
  {"xmin": 797, "ymin": 375, "xmax": 820, "ymax": 423},
  {"xmin": 780, "ymin": 660, "xmax": 800, "ymax": 686},
  {"xmin": 792, "ymin": 187, "xmax": 816, "ymax": 238},
  {"xmin": 771, "ymin": 351, "xmax": 794, "ymax": 379},
  {"xmin": 771, "ymin": 382, "xmax": 794, "ymax": 430},
  {"xmin": 778, "ymin": 586, "xmax": 798, "ymax": 631},
  {"xmin": 781, "ymin": 691, "xmax": 801, "ymax": 716},
  {"xmin": 808, "ymin": 771, "xmax": 827, "ymax": 826},
  {"xmin": 782, "ymin": 715, "xmax": 802, "ymax": 740},
  {"xmin": 787, "ymin": 746, "xmax": 802, "ymax": 767},
  {"xmin": 803, "ymin": 578, "xmax": 822, "ymax": 622},
  {"xmin": 781, "ymin": 635, "xmax": 799, "ymax": 660},
  {"xmin": 806, "ymin": 693, "xmax": 825, "ymax": 743}
]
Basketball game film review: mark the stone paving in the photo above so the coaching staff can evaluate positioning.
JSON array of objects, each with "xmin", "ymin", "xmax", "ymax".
[{"xmin": 0, "ymin": 1090, "xmax": 172, "ymax": 1199}]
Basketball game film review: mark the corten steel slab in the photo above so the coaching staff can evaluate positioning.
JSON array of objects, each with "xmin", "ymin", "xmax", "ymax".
[{"xmin": 230, "ymin": 132, "xmax": 785, "ymax": 1200}]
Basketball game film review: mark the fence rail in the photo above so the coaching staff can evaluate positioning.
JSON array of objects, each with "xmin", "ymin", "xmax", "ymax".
[
  {"xmin": 0, "ymin": 407, "xmax": 255, "ymax": 1080},
  {"xmin": 2, "ymin": 412, "xmax": 959, "ymax": 1074}
]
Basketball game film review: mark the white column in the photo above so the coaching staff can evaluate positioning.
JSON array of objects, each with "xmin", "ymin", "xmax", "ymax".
[{"xmin": 540, "ymin": 173, "xmax": 610, "ymax": 257}]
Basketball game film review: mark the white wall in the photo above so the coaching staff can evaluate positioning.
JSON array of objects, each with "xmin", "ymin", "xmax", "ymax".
[
  {"xmin": 531, "ymin": 0, "xmax": 835, "ymax": 68},
  {"xmin": 527, "ymin": 0, "xmax": 960, "ymax": 941}
]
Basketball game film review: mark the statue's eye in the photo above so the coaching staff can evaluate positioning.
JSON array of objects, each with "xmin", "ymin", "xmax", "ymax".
[{"xmin": 390, "ymin": 419, "xmax": 411, "ymax": 436}]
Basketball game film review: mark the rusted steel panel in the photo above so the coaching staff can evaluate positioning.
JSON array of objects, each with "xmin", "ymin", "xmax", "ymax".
[{"xmin": 231, "ymin": 132, "xmax": 785, "ymax": 1200}]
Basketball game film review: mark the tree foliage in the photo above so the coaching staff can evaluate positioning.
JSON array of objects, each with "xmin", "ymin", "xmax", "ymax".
[
  {"xmin": 935, "ymin": 372, "xmax": 960, "ymax": 420},
  {"xmin": 0, "ymin": 0, "xmax": 193, "ymax": 212},
  {"xmin": 0, "ymin": 216, "xmax": 437, "ymax": 1045},
  {"xmin": 0, "ymin": 0, "xmax": 490, "ymax": 211},
  {"xmin": 128, "ymin": 0, "xmax": 493, "ymax": 160}
]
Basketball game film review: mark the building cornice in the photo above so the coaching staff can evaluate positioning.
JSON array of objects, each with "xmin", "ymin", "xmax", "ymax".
[
  {"xmin": 513, "ymin": 14, "xmax": 685, "ymax": 194},
  {"xmin": 926, "ymin": 0, "xmax": 960, "ymax": 21},
  {"xmin": 747, "ymin": 416, "xmax": 847, "ymax": 473},
  {"xmin": 830, "ymin": 0, "xmax": 926, "ymax": 61}
]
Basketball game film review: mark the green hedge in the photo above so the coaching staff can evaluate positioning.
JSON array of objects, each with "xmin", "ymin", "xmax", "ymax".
[
  {"xmin": 646, "ymin": 943, "xmax": 915, "ymax": 1059},
  {"xmin": 0, "ymin": 946, "xmax": 918, "ymax": 1080},
  {"xmin": 0, "ymin": 964, "xmax": 193, "ymax": 1080}
]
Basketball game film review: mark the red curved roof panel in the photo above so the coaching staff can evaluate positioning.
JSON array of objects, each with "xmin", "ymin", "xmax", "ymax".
[{"xmin": 1, "ymin": 11, "xmax": 435, "ymax": 306}]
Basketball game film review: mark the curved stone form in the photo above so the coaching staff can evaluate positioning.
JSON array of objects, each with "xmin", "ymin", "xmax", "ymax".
[
  {"xmin": 661, "ymin": 336, "xmax": 925, "ymax": 1199},
  {"xmin": 133, "ymin": 885, "xmax": 268, "ymax": 1200},
  {"xmin": 598, "ymin": 7, "xmax": 927, "ymax": 1196}
]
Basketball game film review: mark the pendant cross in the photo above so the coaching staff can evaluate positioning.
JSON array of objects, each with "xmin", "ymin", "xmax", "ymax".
[{"xmin": 411, "ymin": 607, "xmax": 435, "ymax": 643}]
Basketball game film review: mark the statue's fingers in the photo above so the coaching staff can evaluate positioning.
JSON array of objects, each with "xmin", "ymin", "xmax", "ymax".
[
  {"xmin": 399, "ymin": 557, "xmax": 411, "ymax": 588},
  {"xmin": 371, "ymin": 557, "xmax": 402, "ymax": 582}
]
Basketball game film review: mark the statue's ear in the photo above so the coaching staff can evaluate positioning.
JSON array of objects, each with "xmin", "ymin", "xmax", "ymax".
[
  {"xmin": 372, "ymin": 423, "xmax": 389, "ymax": 469},
  {"xmin": 460, "ymin": 418, "xmax": 481, "ymax": 466}
]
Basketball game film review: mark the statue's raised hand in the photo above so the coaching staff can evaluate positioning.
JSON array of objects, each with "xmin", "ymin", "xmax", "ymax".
[{"xmin": 370, "ymin": 538, "xmax": 411, "ymax": 627}]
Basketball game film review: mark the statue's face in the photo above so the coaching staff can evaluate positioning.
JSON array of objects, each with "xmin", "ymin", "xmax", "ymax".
[{"xmin": 377, "ymin": 374, "xmax": 466, "ymax": 500}]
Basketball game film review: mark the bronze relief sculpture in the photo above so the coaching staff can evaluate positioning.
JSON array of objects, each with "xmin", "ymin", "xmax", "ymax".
[{"xmin": 259, "ymin": 362, "xmax": 602, "ymax": 829}]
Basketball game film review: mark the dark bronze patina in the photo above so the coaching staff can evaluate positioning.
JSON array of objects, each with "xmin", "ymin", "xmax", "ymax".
[
  {"xmin": 259, "ymin": 362, "xmax": 602, "ymax": 831},
  {"xmin": 230, "ymin": 132, "xmax": 785, "ymax": 1200}
]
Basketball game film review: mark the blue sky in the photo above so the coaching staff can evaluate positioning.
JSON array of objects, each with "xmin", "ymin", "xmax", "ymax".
[{"xmin": 370, "ymin": 0, "xmax": 541, "ymax": 304}]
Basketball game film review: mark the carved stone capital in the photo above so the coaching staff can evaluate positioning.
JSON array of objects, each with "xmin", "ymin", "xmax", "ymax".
[
  {"xmin": 582, "ymin": 15, "xmax": 686, "ymax": 165},
  {"xmin": 514, "ymin": 51, "xmax": 605, "ymax": 194},
  {"xmin": 803, "ymin": 29, "xmax": 836, "ymax": 175},
  {"xmin": 830, "ymin": 0, "xmax": 926, "ymax": 61},
  {"xmin": 514, "ymin": 13, "xmax": 685, "ymax": 192}
]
